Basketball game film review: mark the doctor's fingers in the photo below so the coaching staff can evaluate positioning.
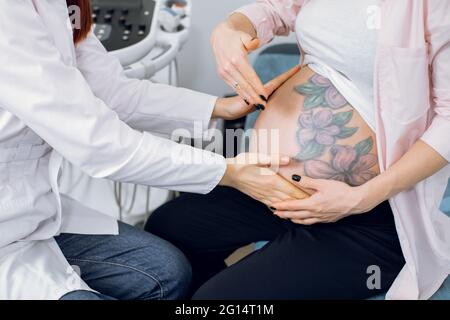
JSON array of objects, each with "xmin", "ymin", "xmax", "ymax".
[
  {"xmin": 274, "ymin": 178, "xmax": 311, "ymax": 200},
  {"xmin": 251, "ymin": 153, "xmax": 291, "ymax": 167},
  {"xmin": 270, "ymin": 192, "xmax": 296, "ymax": 203},
  {"xmin": 259, "ymin": 176, "xmax": 305, "ymax": 203}
]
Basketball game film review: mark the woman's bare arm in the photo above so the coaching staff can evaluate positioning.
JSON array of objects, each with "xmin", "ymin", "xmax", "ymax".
[{"xmin": 361, "ymin": 140, "xmax": 448, "ymax": 204}]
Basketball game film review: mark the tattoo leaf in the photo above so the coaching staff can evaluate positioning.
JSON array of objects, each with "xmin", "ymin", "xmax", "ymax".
[
  {"xmin": 332, "ymin": 110, "xmax": 353, "ymax": 127},
  {"xmin": 336, "ymin": 127, "xmax": 358, "ymax": 139},
  {"xmin": 355, "ymin": 137, "xmax": 374, "ymax": 156},
  {"xmin": 295, "ymin": 142, "xmax": 325, "ymax": 161},
  {"xmin": 295, "ymin": 83, "xmax": 325, "ymax": 96},
  {"xmin": 303, "ymin": 94, "xmax": 325, "ymax": 110}
]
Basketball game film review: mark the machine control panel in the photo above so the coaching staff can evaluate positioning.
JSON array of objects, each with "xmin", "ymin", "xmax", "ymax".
[{"xmin": 92, "ymin": 0, "xmax": 156, "ymax": 51}]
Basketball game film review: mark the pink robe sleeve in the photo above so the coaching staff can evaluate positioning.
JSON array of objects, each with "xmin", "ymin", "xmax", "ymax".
[
  {"xmin": 234, "ymin": 0, "xmax": 304, "ymax": 44},
  {"xmin": 420, "ymin": 2, "xmax": 450, "ymax": 162}
]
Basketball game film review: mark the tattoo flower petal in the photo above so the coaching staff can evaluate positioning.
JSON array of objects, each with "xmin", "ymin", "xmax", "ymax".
[
  {"xmin": 304, "ymin": 142, "xmax": 378, "ymax": 186},
  {"xmin": 325, "ymin": 87, "xmax": 348, "ymax": 109},
  {"xmin": 298, "ymin": 110, "xmax": 341, "ymax": 148},
  {"xmin": 351, "ymin": 154, "xmax": 378, "ymax": 172},
  {"xmin": 298, "ymin": 110, "xmax": 342, "ymax": 148},
  {"xmin": 299, "ymin": 112, "xmax": 313, "ymax": 128},
  {"xmin": 312, "ymin": 109, "xmax": 333, "ymax": 128},
  {"xmin": 315, "ymin": 131, "xmax": 336, "ymax": 146},
  {"xmin": 321, "ymin": 125, "xmax": 341, "ymax": 136},
  {"xmin": 304, "ymin": 160, "xmax": 336, "ymax": 179},
  {"xmin": 310, "ymin": 74, "xmax": 332, "ymax": 87},
  {"xmin": 331, "ymin": 145, "xmax": 358, "ymax": 172},
  {"xmin": 298, "ymin": 128, "xmax": 317, "ymax": 147},
  {"xmin": 296, "ymin": 74, "xmax": 348, "ymax": 110}
]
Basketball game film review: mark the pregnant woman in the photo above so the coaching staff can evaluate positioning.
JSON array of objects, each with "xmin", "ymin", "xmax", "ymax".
[{"xmin": 147, "ymin": 0, "xmax": 450, "ymax": 299}]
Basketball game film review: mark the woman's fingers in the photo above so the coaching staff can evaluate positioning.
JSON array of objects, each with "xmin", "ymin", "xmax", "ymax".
[
  {"xmin": 275, "ymin": 210, "xmax": 316, "ymax": 220},
  {"xmin": 272, "ymin": 197, "xmax": 317, "ymax": 212},
  {"xmin": 241, "ymin": 35, "xmax": 260, "ymax": 53},
  {"xmin": 226, "ymin": 67, "xmax": 265, "ymax": 107},
  {"xmin": 220, "ymin": 58, "xmax": 266, "ymax": 107},
  {"xmin": 230, "ymin": 63, "xmax": 302, "ymax": 108},
  {"xmin": 211, "ymin": 23, "xmax": 266, "ymax": 105},
  {"xmin": 233, "ymin": 58, "xmax": 268, "ymax": 103},
  {"xmin": 290, "ymin": 175, "xmax": 324, "ymax": 191},
  {"xmin": 228, "ymin": 62, "xmax": 302, "ymax": 106},
  {"xmin": 291, "ymin": 218, "xmax": 322, "ymax": 225},
  {"xmin": 264, "ymin": 65, "xmax": 302, "ymax": 96}
]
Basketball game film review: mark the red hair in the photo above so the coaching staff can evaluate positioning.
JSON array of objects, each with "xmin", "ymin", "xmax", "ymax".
[{"xmin": 66, "ymin": 0, "xmax": 92, "ymax": 44}]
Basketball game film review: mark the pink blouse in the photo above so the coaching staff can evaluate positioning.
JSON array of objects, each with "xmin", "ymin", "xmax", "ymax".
[{"xmin": 236, "ymin": 0, "xmax": 450, "ymax": 300}]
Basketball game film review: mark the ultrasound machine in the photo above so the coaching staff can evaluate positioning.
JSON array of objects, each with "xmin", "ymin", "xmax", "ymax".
[{"xmin": 92, "ymin": 0, "xmax": 191, "ymax": 79}]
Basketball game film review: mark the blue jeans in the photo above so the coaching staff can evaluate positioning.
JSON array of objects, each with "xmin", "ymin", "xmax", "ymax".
[{"xmin": 56, "ymin": 222, "xmax": 191, "ymax": 300}]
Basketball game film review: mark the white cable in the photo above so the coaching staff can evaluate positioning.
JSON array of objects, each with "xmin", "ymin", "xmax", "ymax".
[
  {"xmin": 145, "ymin": 186, "xmax": 152, "ymax": 216},
  {"xmin": 114, "ymin": 181, "xmax": 140, "ymax": 220},
  {"xmin": 124, "ymin": 184, "xmax": 138, "ymax": 214},
  {"xmin": 114, "ymin": 182, "xmax": 123, "ymax": 221},
  {"xmin": 168, "ymin": 59, "xmax": 173, "ymax": 85},
  {"xmin": 174, "ymin": 57, "xmax": 179, "ymax": 86}
]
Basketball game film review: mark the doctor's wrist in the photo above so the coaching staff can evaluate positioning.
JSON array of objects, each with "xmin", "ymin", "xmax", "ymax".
[
  {"xmin": 212, "ymin": 97, "xmax": 225, "ymax": 119},
  {"xmin": 212, "ymin": 97, "xmax": 244, "ymax": 120},
  {"xmin": 219, "ymin": 159, "xmax": 241, "ymax": 188}
]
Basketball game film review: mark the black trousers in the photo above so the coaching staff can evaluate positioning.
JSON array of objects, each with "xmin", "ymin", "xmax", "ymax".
[{"xmin": 146, "ymin": 187, "xmax": 405, "ymax": 300}]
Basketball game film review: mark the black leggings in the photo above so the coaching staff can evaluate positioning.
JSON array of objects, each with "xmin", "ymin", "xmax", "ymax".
[{"xmin": 146, "ymin": 187, "xmax": 405, "ymax": 300}]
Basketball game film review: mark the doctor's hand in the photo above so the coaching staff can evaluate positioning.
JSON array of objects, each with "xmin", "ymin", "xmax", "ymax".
[
  {"xmin": 212, "ymin": 14, "xmax": 267, "ymax": 108},
  {"xmin": 219, "ymin": 153, "xmax": 309, "ymax": 207},
  {"xmin": 271, "ymin": 176, "xmax": 377, "ymax": 225},
  {"xmin": 213, "ymin": 65, "xmax": 301, "ymax": 120}
]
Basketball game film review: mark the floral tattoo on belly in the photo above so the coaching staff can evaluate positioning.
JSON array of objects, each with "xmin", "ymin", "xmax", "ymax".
[{"xmin": 294, "ymin": 74, "xmax": 378, "ymax": 186}]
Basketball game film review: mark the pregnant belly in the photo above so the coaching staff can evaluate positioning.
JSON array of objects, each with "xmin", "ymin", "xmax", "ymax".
[{"xmin": 250, "ymin": 66, "xmax": 380, "ymax": 186}]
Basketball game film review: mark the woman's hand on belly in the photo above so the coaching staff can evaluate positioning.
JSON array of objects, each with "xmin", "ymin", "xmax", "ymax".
[{"xmin": 271, "ymin": 175, "xmax": 377, "ymax": 225}]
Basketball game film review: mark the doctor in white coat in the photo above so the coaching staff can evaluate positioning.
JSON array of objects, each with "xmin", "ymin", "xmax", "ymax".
[{"xmin": 0, "ymin": 0, "xmax": 302, "ymax": 300}]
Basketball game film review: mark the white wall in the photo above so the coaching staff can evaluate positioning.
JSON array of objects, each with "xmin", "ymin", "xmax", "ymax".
[{"xmin": 177, "ymin": 0, "xmax": 296, "ymax": 97}]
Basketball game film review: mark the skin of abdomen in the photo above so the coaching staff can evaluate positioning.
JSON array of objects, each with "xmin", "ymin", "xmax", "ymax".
[{"xmin": 250, "ymin": 67, "xmax": 380, "ymax": 187}]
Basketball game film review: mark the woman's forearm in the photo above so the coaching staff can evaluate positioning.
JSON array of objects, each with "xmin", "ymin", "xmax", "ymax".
[
  {"xmin": 360, "ymin": 139, "xmax": 448, "ymax": 206},
  {"xmin": 227, "ymin": 13, "xmax": 257, "ymax": 39}
]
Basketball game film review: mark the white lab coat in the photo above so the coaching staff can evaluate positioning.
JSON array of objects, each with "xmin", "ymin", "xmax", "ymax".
[{"xmin": 0, "ymin": 0, "xmax": 226, "ymax": 299}]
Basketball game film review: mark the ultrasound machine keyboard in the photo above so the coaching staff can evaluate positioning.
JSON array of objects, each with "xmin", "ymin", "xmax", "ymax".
[{"xmin": 92, "ymin": 0, "xmax": 156, "ymax": 51}]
